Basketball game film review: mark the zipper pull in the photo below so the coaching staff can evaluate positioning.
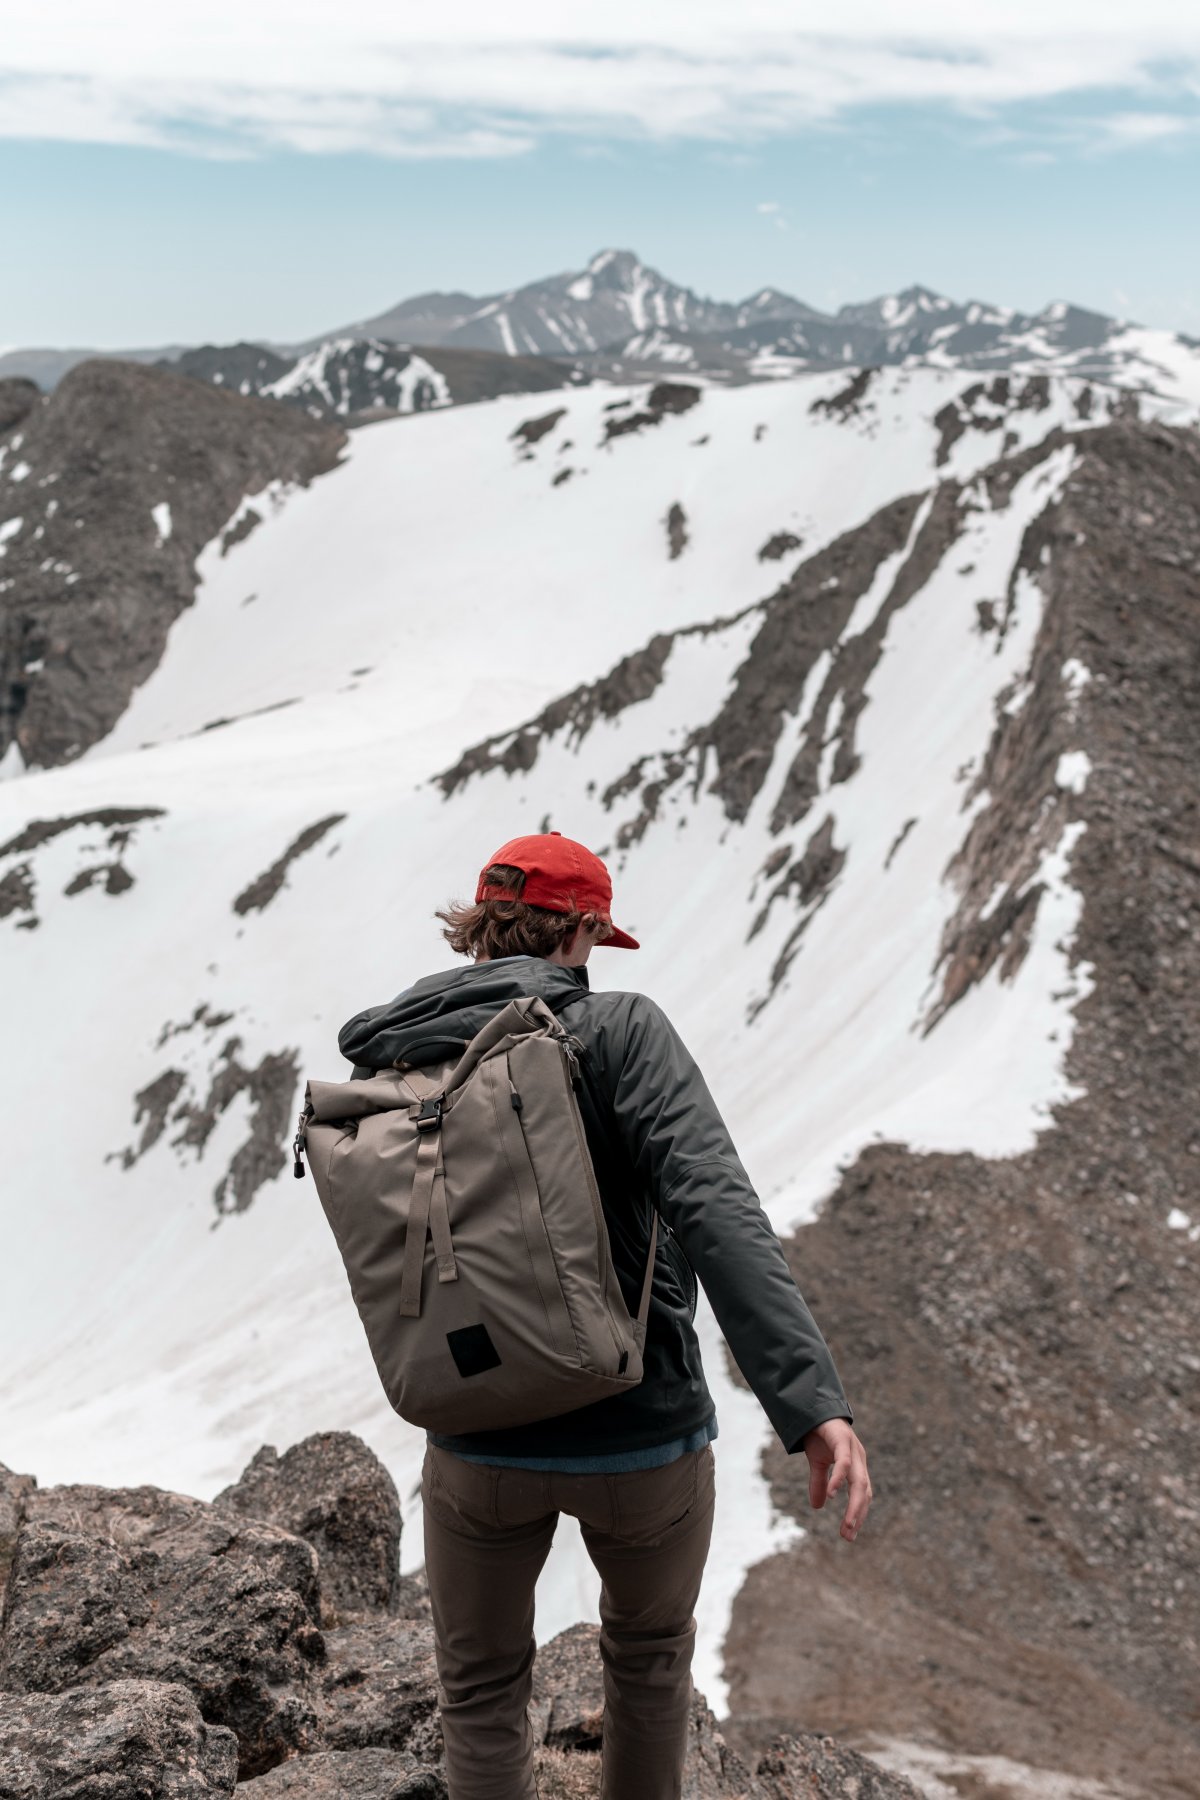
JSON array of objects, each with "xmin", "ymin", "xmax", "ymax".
[{"xmin": 292, "ymin": 1108, "xmax": 309, "ymax": 1179}]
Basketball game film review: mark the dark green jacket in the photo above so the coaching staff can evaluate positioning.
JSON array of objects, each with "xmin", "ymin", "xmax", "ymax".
[{"xmin": 338, "ymin": 956, "xmax": 851, "ymax": 1458}]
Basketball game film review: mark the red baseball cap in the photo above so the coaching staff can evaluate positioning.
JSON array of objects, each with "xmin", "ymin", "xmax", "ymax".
[{"xmin": 476, "ymin": 831, "xmax": 639, "ymax": 949}]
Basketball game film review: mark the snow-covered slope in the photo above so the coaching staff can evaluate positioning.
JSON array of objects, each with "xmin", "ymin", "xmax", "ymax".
[{"xmin": 0, "ymin": 366, "xmax": 1189, "ymax": 1715}]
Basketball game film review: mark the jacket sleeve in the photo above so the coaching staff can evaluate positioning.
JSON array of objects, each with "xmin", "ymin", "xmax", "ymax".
[{"xmin": 605, "ymin": 992, "xmax": 852, "ymax": 1453}]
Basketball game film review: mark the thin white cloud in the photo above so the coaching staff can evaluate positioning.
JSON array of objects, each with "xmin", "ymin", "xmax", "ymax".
[
  {"xmin": 1, "ymin": 3, "xmax": 1199, "ymax": 158},
  {"xmin": 1095, "ymin": 110, "xmax": 1196, "ymax": 146}
]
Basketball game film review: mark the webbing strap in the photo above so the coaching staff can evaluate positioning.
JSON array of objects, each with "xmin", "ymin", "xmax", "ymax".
[
  {"xmin": 397, "ymin": 1065, "xmax": 440, "ymax": 1101},
  {"xmin": 399, "ymin": 1127, "xmax": 438, "ymax": 1317},
  {"xmin": 636, "ymin": 1214, "xmax": 659, "ymax": 1331},
  {"xmin": 428, "ymin": 1141, "xmax": 457, "ymax": 1285},
  {"xmin": 397, "ymin": 1065, "xmax": 458, "ymax": 1311}
]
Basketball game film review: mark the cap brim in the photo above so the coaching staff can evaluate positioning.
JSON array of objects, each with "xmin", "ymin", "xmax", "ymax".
[{"xmin": 600, "ymin": 923, "xmax": 640, "ymax": 949}]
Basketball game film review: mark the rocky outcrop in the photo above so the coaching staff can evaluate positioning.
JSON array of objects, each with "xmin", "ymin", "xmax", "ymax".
[
  {"xmin": 0, "ymin": 359, "xmax": 345, "ymax": 767},
  {"xmin": 0, "ymin": 382, "xmax": 38, "ymax": 437},
  {"xmin": 0, "ymin": 1437, "xmax": 920, "ymax": 1799},
  {"xmin": 0, "ymin": 1484, "xmax": 324, "ymax": 1777},
  {"xmin": 316, "ymin": 1617, "xmax": 440, "ymax": 1754},
  {"xmin": 216, "ymin": 1435, "xmax": 402, "ymax": 1621},
  {"xmin": 0, "ymin": 1463, "xmax": 34, "ymax": 1606},
  {"xmin": 242, "ymin": 1747, "xmax": 444, "ymax": 1797},
  {"xmin": 0, "ymin": 1680, "xmax": 239, "ymax": 1798}
]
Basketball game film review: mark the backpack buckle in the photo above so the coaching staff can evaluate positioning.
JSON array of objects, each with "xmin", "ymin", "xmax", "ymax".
[{"xmin": 416, "ymin": 1096, "xmax": 444, "ymax": 1132}]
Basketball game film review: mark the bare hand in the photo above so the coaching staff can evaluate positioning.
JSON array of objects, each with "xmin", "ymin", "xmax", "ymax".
[{"xmin": 802, "ymin": 1417, "xmax": 872, "ymax": 1542}]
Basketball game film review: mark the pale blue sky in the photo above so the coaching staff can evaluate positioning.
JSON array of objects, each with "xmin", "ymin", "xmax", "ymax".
[{"xmin": 2, "ymin": 3, "xmax": 1198, "ymax": 348}]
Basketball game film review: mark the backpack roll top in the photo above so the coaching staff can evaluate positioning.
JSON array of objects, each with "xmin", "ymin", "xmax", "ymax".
[{"xmin": 299, "ymin": 995, "xmax": 656, "ymax": 1434}]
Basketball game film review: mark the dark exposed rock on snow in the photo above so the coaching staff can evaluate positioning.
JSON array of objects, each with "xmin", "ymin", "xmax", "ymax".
[
  {"xmin": 232, "ymin": 814, "xmax": 346, "ymax": 915},
  {"xmin": 0, "ymin": 806, "xmax": 164, "ymax": 931},
  {"xmin": 216, "ymin": 1434, "xmax": 402, "ymax": 1621},
  {"xmin": 666, "ymin": 500, "xmax": 689, "ymax": 559},
  {"xmin": 0, "ymin": 1438, "xmax": 921, "ymax": 1799},
  {"xmin": 113, "ymin": 1034, "xmax": 301, "ymax": 1217},
  {"xmin": 747, "ymin": 813, "xmax": 846, "ymax": 1017},
  {"xmin": 0, "ymin": 359, "xmax": 345, "ymax": 768},
  {"xmin": 437, "ymin": 632, "xmax": 678, "ymax": 796},
  {"xmin": 757, "ymin": 531, "xmax": 803, "ymax": 562},
  {"xmin": 809, "ymin": 367, "xmax": 877, "ymax": 420},
  {"xmin": 932, "ymin": 372, "xmax": 1063, "ymax": 468},
  {"xmin": 0, "ymin": 864, "xmax": 34, "ymax": 923},
  {"xmin": 511, "ymin": 407, "xmax": 566, "ymax": 447},
  {"xmin": 0, "ymin": 804, "xmax": 164, "ymax": 858},
  {"xmin": 0, "ymin": 1680, "xmax": 239, "ymax": 1798},
  {"xmin": 603, "ymin": 381, "xmax": 701, "ymax": 441}
]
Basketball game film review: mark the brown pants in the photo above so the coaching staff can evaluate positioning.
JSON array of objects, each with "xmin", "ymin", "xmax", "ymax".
[{"xmin": 421, "ymin": 1441, "xmax": 716, "ymax": 1800}]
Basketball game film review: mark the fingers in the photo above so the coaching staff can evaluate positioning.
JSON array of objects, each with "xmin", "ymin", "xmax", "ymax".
[
  {"xmin": 826, "ymin": 1449, "xmax": 852, "ymax": 1505},
  {"xmin": 808, "ymin": 1456, "xmax": 830, "ymax": 1511},
  {"xmin": 839, "ymin": 1446, "xmax": 873, "ymax": 1543}
]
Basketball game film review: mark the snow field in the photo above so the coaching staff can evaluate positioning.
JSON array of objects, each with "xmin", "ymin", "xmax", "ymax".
[{"xmin": 0, "ymin": 368, "xmax": 1104, "ymax": 1716}]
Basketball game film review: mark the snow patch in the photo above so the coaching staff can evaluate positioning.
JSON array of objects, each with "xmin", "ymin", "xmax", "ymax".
[
  {"xmin": 152, "ymin": 502, "xmax": 173, "ymax": 542},
  {"xmin": 1055, "ymin": 749, "xmax": 1091, "ymax": 794}
]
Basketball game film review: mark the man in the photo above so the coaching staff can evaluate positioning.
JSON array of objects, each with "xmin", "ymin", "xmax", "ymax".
[{"xmin": 339, "ymin": 831, "xmax": 870, "ymax": 1800}]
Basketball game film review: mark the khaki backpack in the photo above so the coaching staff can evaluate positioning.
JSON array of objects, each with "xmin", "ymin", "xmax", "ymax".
[{"xmin": 294, "ymin": 994, "xmax": 656, "ymax": 1434}]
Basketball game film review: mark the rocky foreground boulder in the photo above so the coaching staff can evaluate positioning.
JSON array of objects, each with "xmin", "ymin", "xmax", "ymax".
[{"xmin": 0, "ymin": 1434, "xmax": 919, "ymax": 1799}]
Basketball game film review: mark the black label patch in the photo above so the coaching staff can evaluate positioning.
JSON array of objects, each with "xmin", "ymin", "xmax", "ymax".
[{"xmin": 447, "ymin": 1324, "xmax": 502, "ymax": 1379}]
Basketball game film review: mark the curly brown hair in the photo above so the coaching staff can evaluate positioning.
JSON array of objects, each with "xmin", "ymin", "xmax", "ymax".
[{"xmin": 437, "ymin": 864, "xmax": 614, "ymax": 961}]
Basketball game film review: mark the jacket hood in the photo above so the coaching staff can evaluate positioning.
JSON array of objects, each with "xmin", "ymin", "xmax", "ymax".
[{"xmin": 338, "ymin": 957, "xmax": 591, "ymax": 1071}]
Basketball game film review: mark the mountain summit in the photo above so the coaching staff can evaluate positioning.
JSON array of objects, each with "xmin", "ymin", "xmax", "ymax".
[{"xmin": 341, "ymin": 247, "xmax": 793, "ymax": 359}]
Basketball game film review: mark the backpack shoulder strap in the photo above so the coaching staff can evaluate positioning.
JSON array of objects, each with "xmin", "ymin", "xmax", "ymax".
[{"xmin": 636, "ymin": 1213, "xmax": 659, "ymax": 1330}]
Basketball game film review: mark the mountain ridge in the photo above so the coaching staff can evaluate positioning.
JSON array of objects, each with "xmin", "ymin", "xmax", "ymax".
[{"xmin": 6, "ymin": 248, "xmax": 1199, "ymax": 414}]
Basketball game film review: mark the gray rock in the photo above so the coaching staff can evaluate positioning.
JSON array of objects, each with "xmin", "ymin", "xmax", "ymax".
[
  {"xmin": 216, "ymin": 1434, "xmax": 401, "ymax": 1620},
  {"xmin": 240, "ymin": 1747, "xmax": 446, "ymax": 1798},
  {"xmin": 755, "ymin": 1733, "xmax": 924, "ymax": 1798},
  {"xmin": 317, "ymin": 1616, "xmax": 440, "ymax": 1754},
  {"xmin": 0, "ymin": 380, "xmax": 38, "ymax": 436},
  {"xmin": 0, "ymin": 1484, "xmax": 324, "ymax": 1777},
  {"xmin": 0, "ymin": 1464, "xmax": 35, "ymax": 1606},
  {"xmin": 530, "ymin": 1623, "xmax": 605, "ymax": 1750},
  {"xmin": 0, "ymin": 1678, "xmax": 238, "ymax": 1798},
  {"xmin": 528, "ymin": 1626, "xmax": 756, "ymax": 1796}
]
